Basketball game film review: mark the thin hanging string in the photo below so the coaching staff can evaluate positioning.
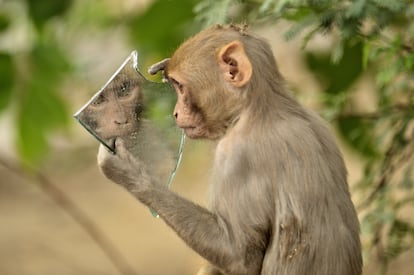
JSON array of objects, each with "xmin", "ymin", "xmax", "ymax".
[{"xmin": 150, "ymin": 129, "xmax": 186, "ymax": 218}]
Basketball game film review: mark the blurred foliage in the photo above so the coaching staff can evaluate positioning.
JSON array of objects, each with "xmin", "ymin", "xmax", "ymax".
[
  {"xmin": 0, "ymin": 0, "xmax": 201, "ymax": 165},
  {"xmin": 196, "ymin": 0, "xmax": 414, "ymax": 273},
  {"xmin": 0, "ymin": 0, "xmax": 73, "ymax": 164},
  {"xmin": 128, "ymin": 0, "xmax": 200, "ymax": 57},
  {"xmin": 0, "ymin": 0, "xmax": 413, "ymax": 272}
]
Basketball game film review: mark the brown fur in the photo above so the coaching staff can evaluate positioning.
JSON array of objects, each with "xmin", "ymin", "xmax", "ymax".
[{"xmin": 98, "ymin": 24, "xmax": 362, "ymax": 275}]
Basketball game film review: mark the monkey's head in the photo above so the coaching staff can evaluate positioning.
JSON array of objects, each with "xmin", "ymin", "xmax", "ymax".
[
  {"xmin": 82, "ymin": 74, "xmax": 144, "ymax": 147},
  {"xmin": 164, "ymin": 25, "xmax": 261, "ymax": 140}
]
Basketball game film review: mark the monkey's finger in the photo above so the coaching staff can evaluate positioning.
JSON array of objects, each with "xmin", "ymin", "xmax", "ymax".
[
  {"xmin": 148, "ymin": 58, "xmax": 170, "ymax": 75},
  {"xmin": 97, "ymin": 143, "xmax": 114, "ymax": 166},
  {"xmin": 114, "ymin": 137, "xmax": 128, "ymax": 158}
]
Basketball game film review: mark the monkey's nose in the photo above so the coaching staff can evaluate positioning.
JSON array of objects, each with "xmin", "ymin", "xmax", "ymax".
[
  {"xmin": 174, "ymin": 112, "xmax": 178, "ymax": 119},
  {"xmin": 114, "ymin": 118, "xmax": 128, "ymax": 125}
]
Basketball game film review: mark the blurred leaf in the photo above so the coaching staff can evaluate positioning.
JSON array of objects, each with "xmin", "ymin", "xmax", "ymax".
[
  {"xmin": 399, "ymin": 165, "xmax": 413, "ymax": 190},
  {"xmin": 284, "ymin": 14, "xmax": 318, "ymax": 41},
  {"xmin": 337, "ymin": 116, "xmax": 380, "ymax": 157},
  {"xmin": 17, "ymin": 93, "xmax": 49, "ymax": 165},
  {"xmin": 282, "ymin": 6, "xmax": 313, "ymax": 21},
  {"xmin": 16, "ymin": 40, "xmax": 71, "ymax": 164},
  {"xmin": 372, "ymin": 0, "xmax": 405, "ymax": 12},
  {"xmin": 306, "ymin": 41, "xmax": 363, "ymax": 94},
  {"xmin": 0, "ymin": 12, "xmax": 11, "ymax": 32},
  {"xmin": 26, "ymin": 0, "xmax": 73, "ymax": 29},
  {"xmin": 0, "ymin": 52, "xmax": 14, "ymax": 112},
  {"xmin": 128, "ymin": 0, "xmax": 200, "ymax": 57},
  {"xmin": 387, "ymin": 219, "xmax": 412, "ymax": 259},
  {"xmin": 31, "ymin": 39, "xmax": 72, "ymax": 84},
  {"xmin": 346, "ymin": 0, "xmax": 367, "ymax": 18},
  {"xmin": 30, "ymin": 41, "xmax": 70, "ymax": 127},
  {"xmin": 195, "ymin": 0, "xmax": 233, "ymax": 27}
]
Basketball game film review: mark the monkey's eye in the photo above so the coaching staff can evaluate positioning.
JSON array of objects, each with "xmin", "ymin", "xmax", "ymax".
[
  {"xmin": 117, "ymin": 81, "xmax": 131, "ymax": 97},
  {"xmin": 92, "ymin": 94, "xmax": 107, "ymax": 106},
  {"xmin": 170, "ymin": 78, "xmax": 184, "ymax": 94}
]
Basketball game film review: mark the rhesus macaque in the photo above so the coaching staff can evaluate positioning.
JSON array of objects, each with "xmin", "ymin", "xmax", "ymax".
[{"xmin": 98, "ymin": 24, "xmax": 362, "ymax": 275}]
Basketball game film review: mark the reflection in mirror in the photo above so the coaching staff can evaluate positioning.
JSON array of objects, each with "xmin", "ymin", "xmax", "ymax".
[{"xmin": 74, "ymin": 51, "xmax": 184, "ymax": 198}]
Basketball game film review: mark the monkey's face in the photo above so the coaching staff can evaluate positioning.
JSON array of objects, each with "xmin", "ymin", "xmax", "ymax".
[
  {"xmin": 164, "ymin": 73, "xmax": 204, "ymax": 139},
  {"xmin": 166, "ymin": 39, "xmax": 252, "ymax": 140},
  {"xmin": 80, "ymin": 76, "xmax": 144, "ymax": 146}
]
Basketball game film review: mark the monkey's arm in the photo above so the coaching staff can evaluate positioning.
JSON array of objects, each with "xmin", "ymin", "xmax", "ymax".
[{"xmin": 98, "ymin": 139, "xmax": 263, "ymax": 275}]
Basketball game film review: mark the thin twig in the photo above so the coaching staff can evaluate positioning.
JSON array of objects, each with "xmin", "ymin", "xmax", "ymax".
[
  {"xmin": 357, "ymin": 135, "xmax": 414, "ymax": 211},
  {"xmin": 333, "ymin": 103, "xmax": 413, "ymax": 121},
  {"xmin": 0, "ymin": 157, "xmax": 138, "ymax": 275}
]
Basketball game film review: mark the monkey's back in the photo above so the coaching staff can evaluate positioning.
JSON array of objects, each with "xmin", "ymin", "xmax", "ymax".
[
  {"xmin": 258, "ymin": 109, "xmax": 362, "ymax": 275},
  {"xmin": 210, "ymin": 105, "xmax": 362, "ymax": 275}
]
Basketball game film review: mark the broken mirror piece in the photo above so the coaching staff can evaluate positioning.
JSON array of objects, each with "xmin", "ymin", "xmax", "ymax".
[{"xmin": 74, "ymin": 51, "xmax": 184, "ymax": 191}]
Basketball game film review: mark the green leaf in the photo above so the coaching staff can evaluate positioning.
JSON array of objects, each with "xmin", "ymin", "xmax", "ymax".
[
  {"xmin": 331, "ymin": 41, "xmax": 344, "ymax": 64},
  {"xmin": 259, "ymin": 0, "xmax": 276, "ymax": 14},
  {"xmin": 0, "ymin": 53, "xmax": 14, "ymax": 112},
  {"xmin": 399, "ymin": 165, "xmax": 413, "ymax": 190},
  {"xmin": 284, "ymin": 14, "xmax": 317, "ymax": 41},
  {"xmin": 372, "ymin": 0, "xmax": 405, "ymax": 12},
  {"xmin": 387, "ymin": 219, "xmax": 412, "ymax": 259},
  {"xmin": 0, "ymin": 12, "xmax": 11, "ymax": 32},
  {"xmin": 195, "ymin": 0, "xmax": 233, "ymax": 27},
  {"xmin": 306, "ymin": 41, "xmax": 363, "ymax": 94},
  {"xmin": 346, "ymin": 0, "xmax": 366, "ymax": 18},
  {"xmin": 16, "ymin": 96, "xmax": 49, "ymax": 165},
  {"xmin": 26, "ymin": 0, "xmax": 73, "ymax": 29},
  {"xmin": 31, "ymin": 40, "xmax": 72, "ymax": 77},
  {"xmin": 15, "ymin": 40, "xmax": 71, "ymax": 164},
  {"xmin": 16, "ymin": 84, "xmax": 68, "ymax": 164},
  {"xmin": 282, "ymin": 6, "xmax": 313, "ymax": 21},
  {"xmin": 376, "ymin": 66, "xmax": 397, "ymax": 87},
  {"xmin": 362, "ymin": 41, "xmax": 371, "ymax": 70},
  {"xmin": 128, "ymin": 0, "xmax": 200, "ymax": 57},
  {"xmin": 336, "ymin": 116, "xmax": 380, "ymax": 158}
]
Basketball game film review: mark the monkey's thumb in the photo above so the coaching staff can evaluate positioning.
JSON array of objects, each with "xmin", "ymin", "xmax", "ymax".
[{"xmin": 114, "ymin": 138, "xmax": 128, "ymax": 156}]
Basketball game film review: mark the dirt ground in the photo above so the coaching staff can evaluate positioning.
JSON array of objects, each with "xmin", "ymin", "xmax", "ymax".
[{"xmin": 0, "ymin": 140, "xmax": 212, "ymax": 275}]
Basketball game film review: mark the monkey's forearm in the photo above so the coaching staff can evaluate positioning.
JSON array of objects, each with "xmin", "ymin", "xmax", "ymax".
[
  {"xmin": 140, "ymin": 187, "xmax": 232, "ymax": 260},
  {"xmin": 127, "ymin": 184, "xmax": 254, "ymax": 274}
]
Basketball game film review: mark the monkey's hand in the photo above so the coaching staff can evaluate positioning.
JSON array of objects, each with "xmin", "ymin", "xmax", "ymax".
[
  {"xmin": 97, "ymin": 138, "xmax": 151, "ymax": 191},
  {"xmin": 148, "ymin": 58, "xmax": 170, "ymax": 82}
]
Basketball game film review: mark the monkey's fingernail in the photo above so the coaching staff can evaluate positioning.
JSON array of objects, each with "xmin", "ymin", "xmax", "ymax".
[{"xmin": 148, "ymin": 67, "xmax": 156, "ymax": 75}]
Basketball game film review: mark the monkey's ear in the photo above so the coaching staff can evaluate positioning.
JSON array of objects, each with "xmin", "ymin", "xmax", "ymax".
[{"xmin": 217, "ymin": 40, "xmax": 252, "ymax": 88}]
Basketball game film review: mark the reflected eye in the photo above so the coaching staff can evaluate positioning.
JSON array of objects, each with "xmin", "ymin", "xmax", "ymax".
[
  {"xmin": 117, "ymin": 81, "xmax": 131, "ymax": 97},
  {"xmin": 92, "ymin": 94, "xmax": 107, "ymax": 106}
]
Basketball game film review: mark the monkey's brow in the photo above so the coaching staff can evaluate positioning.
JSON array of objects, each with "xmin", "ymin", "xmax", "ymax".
[{"xmin": 168, "ymin": 77, "xmax": 179, "ymax": 85}]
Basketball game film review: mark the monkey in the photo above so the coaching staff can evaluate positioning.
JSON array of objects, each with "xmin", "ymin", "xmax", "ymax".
[{"xmin": 97, "ymin": 24, "xmax": 362, "ymax": 275}]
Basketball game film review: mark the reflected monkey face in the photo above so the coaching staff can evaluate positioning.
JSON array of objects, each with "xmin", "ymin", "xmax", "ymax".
[
  {"xmin": 74, "ymin": 50, "xmax": 176, "ymax": 153},
  {"xmin": 74, "ymin": 52, "xmax": 147, "ymax": 152},
  {"xmin": 87, "ymin": 74, "xmax": 144, "ymax": 141}
]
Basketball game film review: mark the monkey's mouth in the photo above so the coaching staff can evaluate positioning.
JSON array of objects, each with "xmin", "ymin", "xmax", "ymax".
[
  {"xmin": 181, "ymin": 126, "xmax": 196, "ymax": 130},
  {"xmin": 181, "ymin": 126, "xmax": 205, "ymax": 139}
]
